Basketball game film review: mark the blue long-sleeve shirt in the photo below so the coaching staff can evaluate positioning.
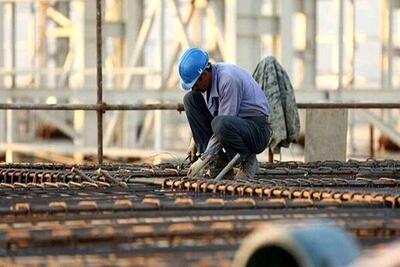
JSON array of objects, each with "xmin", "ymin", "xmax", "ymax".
[{"xmin": 203, "ymin": 63, "xmax": 271, "ymax": 158}]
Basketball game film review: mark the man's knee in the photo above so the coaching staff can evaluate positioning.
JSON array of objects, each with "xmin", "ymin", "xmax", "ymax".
[{"xmin": 211, "ymin": 116, "xmax": 235, "ymax": 136}]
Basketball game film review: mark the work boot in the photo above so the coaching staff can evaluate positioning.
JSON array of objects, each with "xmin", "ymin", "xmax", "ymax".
[
  {"xmin": 206, "ymin": 152, "xmax": 234, "ymax": 180},
  {"xmin": 235, "ymin": 154, "xmax": 259, "ymax": 179}
]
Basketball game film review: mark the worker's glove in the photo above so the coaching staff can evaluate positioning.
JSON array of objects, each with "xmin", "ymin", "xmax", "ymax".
[
  {"xmin": 188, "ymin": 157, "xmax": 210, "ymax": 178},
  {"xmin": 186, "ymin": 137, "xmax": 198, "ymax": 163}
]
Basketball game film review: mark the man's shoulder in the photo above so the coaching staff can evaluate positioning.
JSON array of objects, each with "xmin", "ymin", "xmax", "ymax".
[
  {"xmin": 214, "ymin": 63, "xmax": 242, "ymax": 79},
  {"xmin": 214, "ymin": 62, "xmax": 240, "ymax": 71}
]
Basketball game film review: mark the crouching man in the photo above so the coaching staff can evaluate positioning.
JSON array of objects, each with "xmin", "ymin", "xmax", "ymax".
[{"xmin": 179, "ymin": 48, "xmax": 272, "ymax": 179}]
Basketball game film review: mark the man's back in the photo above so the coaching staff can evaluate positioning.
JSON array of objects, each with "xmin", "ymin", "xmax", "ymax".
[{"xmin": 212, "ymin": 63, "xmax": 271, "ymax": 118}]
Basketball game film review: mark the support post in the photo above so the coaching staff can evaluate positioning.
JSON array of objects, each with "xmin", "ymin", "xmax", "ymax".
[
  {"xmin": 303, "ymin": 0, "xmax": 316, "ymax": 87},
  {"xmin": 0, "ymin": 3, "xmax": 4, "ymax": 144},
  {"xmin": 122, "ymin": 0, "xmax": 144, "ymax": 149},
  {"xmin": 305, "ymin": 109, "xmax": 348, "ymax": 162},
  {"xmin": 224, "ymin": 0, "xmax": 264, "ymax": 70},
  {"xmin": 338, "ymin": 0, "xmax": 345, "ymax": 91},
  {"xmin": 154, "ymin": 0, "xmax": 165, "ymax": 153},
  {"xmin": 369, "ymin": 125, "xmax": 375, "ymax": 158},
  {"xmin": 6, "ymin": 3, "xmax": 17, "ymax": 162},
  {"xmin": 0, "ymin": 2, "xmax": 3, "ymax": 87},
  {"xmin": 280, "ymin": 0, "xmax": 295, "ymax": 78},
  {"xmin": 224, "ymin": 0, "xmax": 237, "ymax": 63},
  {"xmin": 74, "ymin": 0, "xmax": 100, "ymax": 162},
  {"xmin": 96, "ymin": 0, "xmax": 103, "ymax": 164},
  {"xmin": 381, "ymin": 0, "xmax": 394, "ymax": 89}
]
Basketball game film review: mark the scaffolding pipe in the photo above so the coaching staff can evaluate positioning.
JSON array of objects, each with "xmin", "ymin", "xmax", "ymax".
[
  {"xmin": 0, "ymin": 103, "xmax": 183, "ymax": 111},
  {"xmin": 0, "ymin": 103, "xmax": 400, "ymax": 111},
  {"xmin": 96, "ymin": 0, "xmax": 103, "ymax": 165}
]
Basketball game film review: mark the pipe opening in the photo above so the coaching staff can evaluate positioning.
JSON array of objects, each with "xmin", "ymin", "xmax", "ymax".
[{"xmin": 246, "ymin": 245, "xmax": 299, "ymax": 267}]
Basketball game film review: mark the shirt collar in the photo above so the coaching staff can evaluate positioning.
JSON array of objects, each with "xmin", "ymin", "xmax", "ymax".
[
  {"xmin": 210, "ymin": 64, "xmax": 219, "ymax": 99},
  {"xmin": 202, "ymin": 64, "xmax": 219, "ymax": 103}
]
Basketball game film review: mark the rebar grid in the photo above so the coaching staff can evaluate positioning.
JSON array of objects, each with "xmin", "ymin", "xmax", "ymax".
[
  {"xmin": 0, "ymin": 6, "xmax": 399, "ymax": 165},
  {"xmin": 0, "ymin": 0, "xmax": 399, "ymax": 165},
  {"xmin": 0, "ymin": 158, "xmax": 400, "ymax": 264},
  {"xmin": 0, "ymin": 160, "xmax": 399, "ymax": 265}
]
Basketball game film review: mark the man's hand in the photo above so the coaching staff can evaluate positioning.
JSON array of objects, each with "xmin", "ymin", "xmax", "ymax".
[
  {"xmin": 186, "ymin": 138, "xmax": 197, "ymax": 163},
  {"xmin": 188, "ymin": 157, "xmax": 209, "ymax": 178}
]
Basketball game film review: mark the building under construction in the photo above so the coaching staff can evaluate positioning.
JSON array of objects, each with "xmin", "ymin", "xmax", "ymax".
[{"xmin": 0, "ymin": 0, "xmax": 400, "ymax": 266}]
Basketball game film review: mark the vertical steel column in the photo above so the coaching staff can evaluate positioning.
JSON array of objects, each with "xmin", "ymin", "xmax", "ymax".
[
  {"xmin": 0, "ymin": 2, "xmax": 3, "ymax": 87},
  {"xmin": 55, "ymin": 2, "xmax": 70, "ymax": 86},
  {"xmin": 192, "ymin": 0, "xmax": 202, "ymax": 47},
  {"xmin": 348, "ymin": 0, "xmax": 356, "ymax": 154},
  {"xmin": 338, "ymin": 0, "xmax": 345, "ymax": 91},
  {"xmin": 72, "ymin": 0, "xmax": 85, "ymax": 162},
  {"xmin": 122, "ymin": 0, "xmax": 143, "ymax": 149},
  {"xmin": 154, "ymin": 0, "xmax": 165, "ymax": 153},
  {"xmin": 6, "ymin": 3, "xmax": 16, "ymax": 163},
  {"xmin": 280, "ymin": 0, "xmax": 294, "ymax": 78},
  {"xmin": 380, "ymin": 0, "xmax": 394, "ymax": 129},
  {"xmin": 369, "ymin": 125, "xmax": 375, "ymax": 158},
  {"xmin": 381, "ymin": 0, "xmax": 394, "ymax": 89},
  {"xmin": 348, "ymin": 0, "xmax": 356, "ymax": 88},
  {"xmin": 10, "ymin": 3, "xmax": 16, "ymax": 89},
  {"xmin": 224, "ymin": 0, "xmax": 263, "ymax": 70},
  {"xmin": 0, "ymin": 2, "xmax": 4, "ymax": 144},
  {"xmin": 107, "ymin": 0, "xmax": 123, "ymax": 148},
  {"xmin": 271, "ymin": 0, "xmax": 279, "ymax": 57},
  {"xmin": 303, "ymin": 1, "xmax": 317, "ymax": 87},
  {"xmin": 236, "ymin": 0, "xmax": 262, "ymax": 71},
  {"xmin": 96, "ymin": 0, "xmax": 104, "ymax": 164},
  {"xmin": 224, "ymin": 0, "xmax": 237, "ymax": 63},
  {"xmin": 37, "ymin": 1, "xmax": 47, "ymax": 86}
]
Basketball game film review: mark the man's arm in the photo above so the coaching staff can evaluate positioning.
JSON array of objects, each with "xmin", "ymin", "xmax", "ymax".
[
  {"xmin": 202, "ymin": 134, "xmax": 222, "ymax": 159},
  {"xmin": 202, "ymin": 77, "xmax": 243, "ymax": 158}
]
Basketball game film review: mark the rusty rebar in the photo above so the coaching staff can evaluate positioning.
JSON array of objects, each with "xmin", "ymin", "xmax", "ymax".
[
  {"xmin": 96, "ymin": 0, "xmax": 103, "ymax": 165},
  {"xmin": 0, "ymin": 161, "xmax": 399, "ymax": 265}
]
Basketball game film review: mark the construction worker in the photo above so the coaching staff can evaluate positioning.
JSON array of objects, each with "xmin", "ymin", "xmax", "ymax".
[{"xmin": 179, "ymin": 48, "xmax": 271, "ymax": 179}]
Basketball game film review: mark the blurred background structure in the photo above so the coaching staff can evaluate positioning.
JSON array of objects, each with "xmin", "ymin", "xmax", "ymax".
[
  {"xmin": 0, "ymin": 0, "xmax": 399, "ymax": 163},
  {"xmin": 1, "ymin": 2, "xmax": 400, "ymax": 266}
]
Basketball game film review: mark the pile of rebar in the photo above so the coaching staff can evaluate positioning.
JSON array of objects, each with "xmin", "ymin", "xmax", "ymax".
[{"xmin": 1, "ymin": 160, "xmax": 400, "ymax": 266}]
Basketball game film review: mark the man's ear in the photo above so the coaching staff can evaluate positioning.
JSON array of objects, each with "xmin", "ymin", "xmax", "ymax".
[{"xmin": 205, "ymin": 70, "xmax": 211, "ymax": 80}]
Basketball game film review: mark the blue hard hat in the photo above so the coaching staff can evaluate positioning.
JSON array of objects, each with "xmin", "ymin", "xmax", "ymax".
[{"xmin": 178, "ymin": 48, "xmax": 209, "ymax": 91}]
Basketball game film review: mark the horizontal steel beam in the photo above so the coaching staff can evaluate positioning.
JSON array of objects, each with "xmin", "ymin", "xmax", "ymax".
[
  {"xmin": 1, "ymin": 88, "xmax": 400, "ymax": 103},
  {"xmin": 0, "ymin": 103, "xmax": 184, "ymax": 111},
  {"xmin": 0, "ymin": 0, "xmax": 83, "ymax": 2},
  {"xmin": 296, "ymin": 103, "xmax": 400, "ymax": 109},
  {"xmin": 0, "ymin": 102, "xmax": 399, "ymax": 111}
]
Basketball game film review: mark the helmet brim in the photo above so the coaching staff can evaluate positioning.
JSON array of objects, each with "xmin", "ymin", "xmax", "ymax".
[{"xmin": 181, "ymin": 73, "xmax": 201, "ymax": 91}]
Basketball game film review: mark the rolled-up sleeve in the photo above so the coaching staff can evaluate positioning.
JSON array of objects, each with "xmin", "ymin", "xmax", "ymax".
[{"xmin": 203, "ymin": 134, "xmax": 222, "ymax": 158}]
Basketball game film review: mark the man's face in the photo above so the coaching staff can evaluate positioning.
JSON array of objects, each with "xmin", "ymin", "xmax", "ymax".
[{"xmin": 192, "ymin": 71, "xmax": 211, "ymax": 93}]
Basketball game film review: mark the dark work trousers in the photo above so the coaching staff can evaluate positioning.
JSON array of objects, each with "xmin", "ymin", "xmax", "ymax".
[{"xmin": 183, "ymin": 91, "xmax": 271, "ymax": 162}]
